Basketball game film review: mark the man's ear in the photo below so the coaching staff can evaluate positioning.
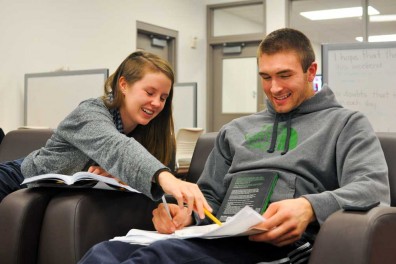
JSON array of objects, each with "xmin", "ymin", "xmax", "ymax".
[{"xmin": 307, "ymin": 62, "xmax": 318, "ymax": 82}]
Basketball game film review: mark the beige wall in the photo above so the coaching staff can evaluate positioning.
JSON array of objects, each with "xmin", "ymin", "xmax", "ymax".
[{"xmin": 0, "ymin": 0, "xmax": 207, "ymax": 133}]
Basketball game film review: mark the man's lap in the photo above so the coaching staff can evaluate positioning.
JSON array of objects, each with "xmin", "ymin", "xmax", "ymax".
[{"xmin": 79, "ymin": 236, "xmax": 297, "ymax": 264}]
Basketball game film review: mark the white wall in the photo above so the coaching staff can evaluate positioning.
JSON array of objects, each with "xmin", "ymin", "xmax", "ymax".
[
  {"xmin": 266, "ymin": 0, "xmax": 287, "ymax": 33},
  {"xmin": 213, "ymin": 8, "xmax": 262, "ymax": 36},
  {"xmin": 0, "ymin": 0, "xmax": 207, "ymax": 133}
]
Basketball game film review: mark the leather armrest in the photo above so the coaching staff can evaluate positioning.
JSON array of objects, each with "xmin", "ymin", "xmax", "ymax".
[
  {"xmin": 309, "ymin": 207, "xmax": 396, "ymax": 264},
  {"xmin": 37, "ymin": 189, "xmax": 158, "ymax": 264},
  {"xmin": 0, "ymin": 188, "xmax": 60, "ymax": 264}
]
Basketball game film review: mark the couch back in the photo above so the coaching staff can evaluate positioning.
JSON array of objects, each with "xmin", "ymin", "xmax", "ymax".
[
  {"xmin": 377, "ymin": 132, "xmax": 396, "ymax": 206},
  {"xmin": 185, "ymin": 132, "xmax": 217, "ymax": 183},
  {"xmin": 0, "ymin": 129, "xmax": 53, "ymax": 163},
  {"xmin": 0, "ymin": 128, "xmax": 4, "ymax": 144}
]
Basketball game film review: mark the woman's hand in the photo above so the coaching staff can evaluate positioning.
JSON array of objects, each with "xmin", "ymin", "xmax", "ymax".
[
  {"xmin": 157, "ymin": 171, "xmax": 212, "ymax": 219},
  {"xmin": 152, "ymin": 203, "xmax": 193, "ymax": 234},
  {"xmin": 88, "ymin": 165, "xmax": 112, "ymax": 177},
  {"xmin": 88, "ymin": 165, "xmax": 127, "ymax": 185}
]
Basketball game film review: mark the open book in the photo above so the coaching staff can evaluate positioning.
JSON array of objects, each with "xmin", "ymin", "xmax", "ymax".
[
  {"xmin": 111, "ymin": 206, "xmax": 267, "ymax": 245},
  {"xmin": 21, "ymin": 171, "xmax": 140, "ymax": 193}
]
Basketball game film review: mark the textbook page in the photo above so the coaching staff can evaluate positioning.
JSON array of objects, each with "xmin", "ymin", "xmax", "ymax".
[{"xmin": 111, "ymin": 206, "xmax": 266, "ymax": 245}]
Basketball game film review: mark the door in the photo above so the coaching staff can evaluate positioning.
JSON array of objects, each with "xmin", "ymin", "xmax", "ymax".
[
  {"xmin": 137, "ymin": 32, "xmax": 175, "ymax": 70},
  {"xmin": 211, "ymin": 41, "xmax": 265, "ymax": 131},
  {"xmin": 136, "ymin": 21, "xmax": 177, "ymax": 73}
]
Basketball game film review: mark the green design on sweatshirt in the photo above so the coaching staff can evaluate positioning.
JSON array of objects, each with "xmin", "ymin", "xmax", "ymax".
[{"xmin": 245, "ymin": 125, "xmax": 298, "ymax": 152}]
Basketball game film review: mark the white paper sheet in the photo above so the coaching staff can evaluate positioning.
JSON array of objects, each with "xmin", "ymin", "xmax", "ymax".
[{"xmin": 111, "ymin": 206, "xmax": 266, "ymax": 245}]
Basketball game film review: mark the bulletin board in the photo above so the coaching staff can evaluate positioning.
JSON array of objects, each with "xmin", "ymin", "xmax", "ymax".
[
  {"xmin": 172, "ymin": 82, "xmax": 197, "ymax": 133},
  {"xmin": 24, "ymin": 69, "xmax": 109, "ymax": 128}
]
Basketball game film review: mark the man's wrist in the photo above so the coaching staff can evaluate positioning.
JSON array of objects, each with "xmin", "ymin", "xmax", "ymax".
[{"xmin": 300, "ymin": 197, "xmax": 316, "ymax": 223}]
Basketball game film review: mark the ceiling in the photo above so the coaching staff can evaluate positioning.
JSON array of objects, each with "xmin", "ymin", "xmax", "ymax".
[
  {"xmin": 289, "ymin": 0, "xmax": 396, "ymax": 44},
  {"xmin": 219, "ymin": 0, "xmax": 396, "ymax": 45}
]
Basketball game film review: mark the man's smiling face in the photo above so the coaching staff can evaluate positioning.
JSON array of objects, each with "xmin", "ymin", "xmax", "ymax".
[{"xmin": 258, "ymin": 51, "xmax": 317, "ymax": 113}]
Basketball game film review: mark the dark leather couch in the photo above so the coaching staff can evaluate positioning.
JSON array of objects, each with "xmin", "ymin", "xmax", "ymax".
[
  {"xmin": 0, "ymin": 129, "xmax": 395, "ymax": 264},
  {"xmin": 0, "ymin": 130, "xmax": 216, "ymax": 264}
]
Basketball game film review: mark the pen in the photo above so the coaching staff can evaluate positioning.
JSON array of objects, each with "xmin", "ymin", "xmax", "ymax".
[
  {"xmin": 161, "ymin": 195, "xmax": 173, "ymax": 220},
  {"xmin": 204, "ymin": 208, "xmax": 222, "ymax": 226}
]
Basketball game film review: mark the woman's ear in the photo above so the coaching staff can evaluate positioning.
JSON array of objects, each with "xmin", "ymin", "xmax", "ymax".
[{"xmin": 118, "ymin": 76, "xmax": 128, "ymax": 95}]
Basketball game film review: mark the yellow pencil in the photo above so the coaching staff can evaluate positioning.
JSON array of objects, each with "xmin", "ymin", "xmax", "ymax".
[{"xmin": 204, "ymin": 208, "xmax": 222, "ymax": 226}]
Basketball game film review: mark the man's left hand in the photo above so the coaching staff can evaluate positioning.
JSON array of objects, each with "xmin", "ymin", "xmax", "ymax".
[{"xmin": 249, "ymin": 197, "xmax": 316, "ymax": 246}]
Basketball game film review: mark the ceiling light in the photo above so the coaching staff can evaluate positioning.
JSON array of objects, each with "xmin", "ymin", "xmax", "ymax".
[
  {"xmin": 356, "ymin": 34, "xmax": 396, "ymax": 42},
  {"xmin": 370, "ymin": 14, "xmax": 396, "ymax": 22},
  {"xmin": 300, "ymin": 6, "xmax": 379, "ymax": 20}
]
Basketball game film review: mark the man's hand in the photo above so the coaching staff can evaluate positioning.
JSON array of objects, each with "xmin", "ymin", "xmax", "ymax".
[
  {"xmin": 157, "ymin": 171, "xmax": 212, "ymax": 219},
  {"xmin": 249, "ymin": 197, "xmax": 316, "ymax": 246},
  {"xmin": 152, "ymin": 203, "xmax": 193, "ymax": 234}
]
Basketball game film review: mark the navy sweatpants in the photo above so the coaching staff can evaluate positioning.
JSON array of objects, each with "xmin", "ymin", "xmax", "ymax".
[
  {"xmin": 0, "ymin": 158, "xmax": 25, "ymax": 202},
  {"xmin": 79, "ymin": 236, "xmax": 313, "ymax": 264}
]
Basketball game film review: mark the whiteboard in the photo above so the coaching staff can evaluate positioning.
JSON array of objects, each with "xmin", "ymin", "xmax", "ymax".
[
  {"xmin": 322, "ymin": 42, "xmax": 396, "ymax": 132},
  {"xmin": 25, "ymin": 69, "xmax": 109, "ymax": 129},
  {"xmin": 172, "ymin": 83, "xmax": 197, "ymax": 133}
]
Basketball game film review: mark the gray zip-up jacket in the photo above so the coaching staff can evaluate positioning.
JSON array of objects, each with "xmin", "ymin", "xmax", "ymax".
[
  {"xmin": 21, "ymin": 98, "xmax": 166, "ymax": 200},
  {"xmin": 197, "ymin": 86, "xmax": 390, "ymax": 225}
]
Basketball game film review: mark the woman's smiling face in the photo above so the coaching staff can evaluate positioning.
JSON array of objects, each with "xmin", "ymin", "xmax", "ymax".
[
  {"xmin": 258, "ymin": 51, "xmax": 317, "ymax": 113},
  {"xmin": 119, "ymin": 71, "xmax": 171, "ymax": 133}
]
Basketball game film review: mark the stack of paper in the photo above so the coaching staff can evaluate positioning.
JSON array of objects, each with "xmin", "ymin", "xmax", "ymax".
[
  {"xmin": 175, "ymin": 128, "xmax": 204, "ymax": 172},
  {"xmin": 111, "ymin": 206, "xmax": 267, "ymax": 245}
]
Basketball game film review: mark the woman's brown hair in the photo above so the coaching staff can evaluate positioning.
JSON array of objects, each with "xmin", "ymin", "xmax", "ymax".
[{"xmin": 102, "ymin": 51, "xmax": 176, "ymax": 167}]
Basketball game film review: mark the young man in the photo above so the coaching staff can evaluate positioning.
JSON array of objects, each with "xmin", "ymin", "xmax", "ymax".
[{"xmin": 79, "ymin": 28, "xmax": 390, "ymax": 264}]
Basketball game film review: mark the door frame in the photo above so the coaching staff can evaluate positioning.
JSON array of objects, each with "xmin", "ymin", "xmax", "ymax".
[
  {"xmin": 206, "ymin": 0, "xmax": 266, "ymax": 131},
  {"xmin": 136, "ymin": 21, "xmax": 178, "ymax": 79}
]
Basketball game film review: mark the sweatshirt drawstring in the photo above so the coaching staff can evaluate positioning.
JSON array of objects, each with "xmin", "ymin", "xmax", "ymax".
[
  {"xmin": 267, "ymin": 113, "xmax": 292, "ymax": 155},
  {"xmin": 281, "ymin": 116, "xmax": 292, "ymax": 155},
  {"xmin": 267, "ymin": 114, "xmax": 279, "ymax": 153}
]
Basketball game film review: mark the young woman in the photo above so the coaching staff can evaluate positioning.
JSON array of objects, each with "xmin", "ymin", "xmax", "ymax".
[{"xmin": 0, "ymin": 51, "xmax": 210, "ymax": 218}]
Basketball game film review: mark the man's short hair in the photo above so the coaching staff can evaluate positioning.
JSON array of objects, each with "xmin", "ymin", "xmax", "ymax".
[{"xmin": 258, "ymin": 28, "xmax": 315, "ymax": 72}]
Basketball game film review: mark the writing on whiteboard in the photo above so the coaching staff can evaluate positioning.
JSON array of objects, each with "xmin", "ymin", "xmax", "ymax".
[{"xmin": 326, "ymin": 46, "xmax": 396, "ymax": 132}]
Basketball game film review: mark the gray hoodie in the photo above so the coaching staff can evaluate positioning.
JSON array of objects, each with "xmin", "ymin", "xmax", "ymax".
[
  {"xmin": 21, "ymin": 98, "xmax": 166, "ymax": 200},
  {"xmin": 197, "ymin": 86, "xmax": 390, "ymax": 225}
]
